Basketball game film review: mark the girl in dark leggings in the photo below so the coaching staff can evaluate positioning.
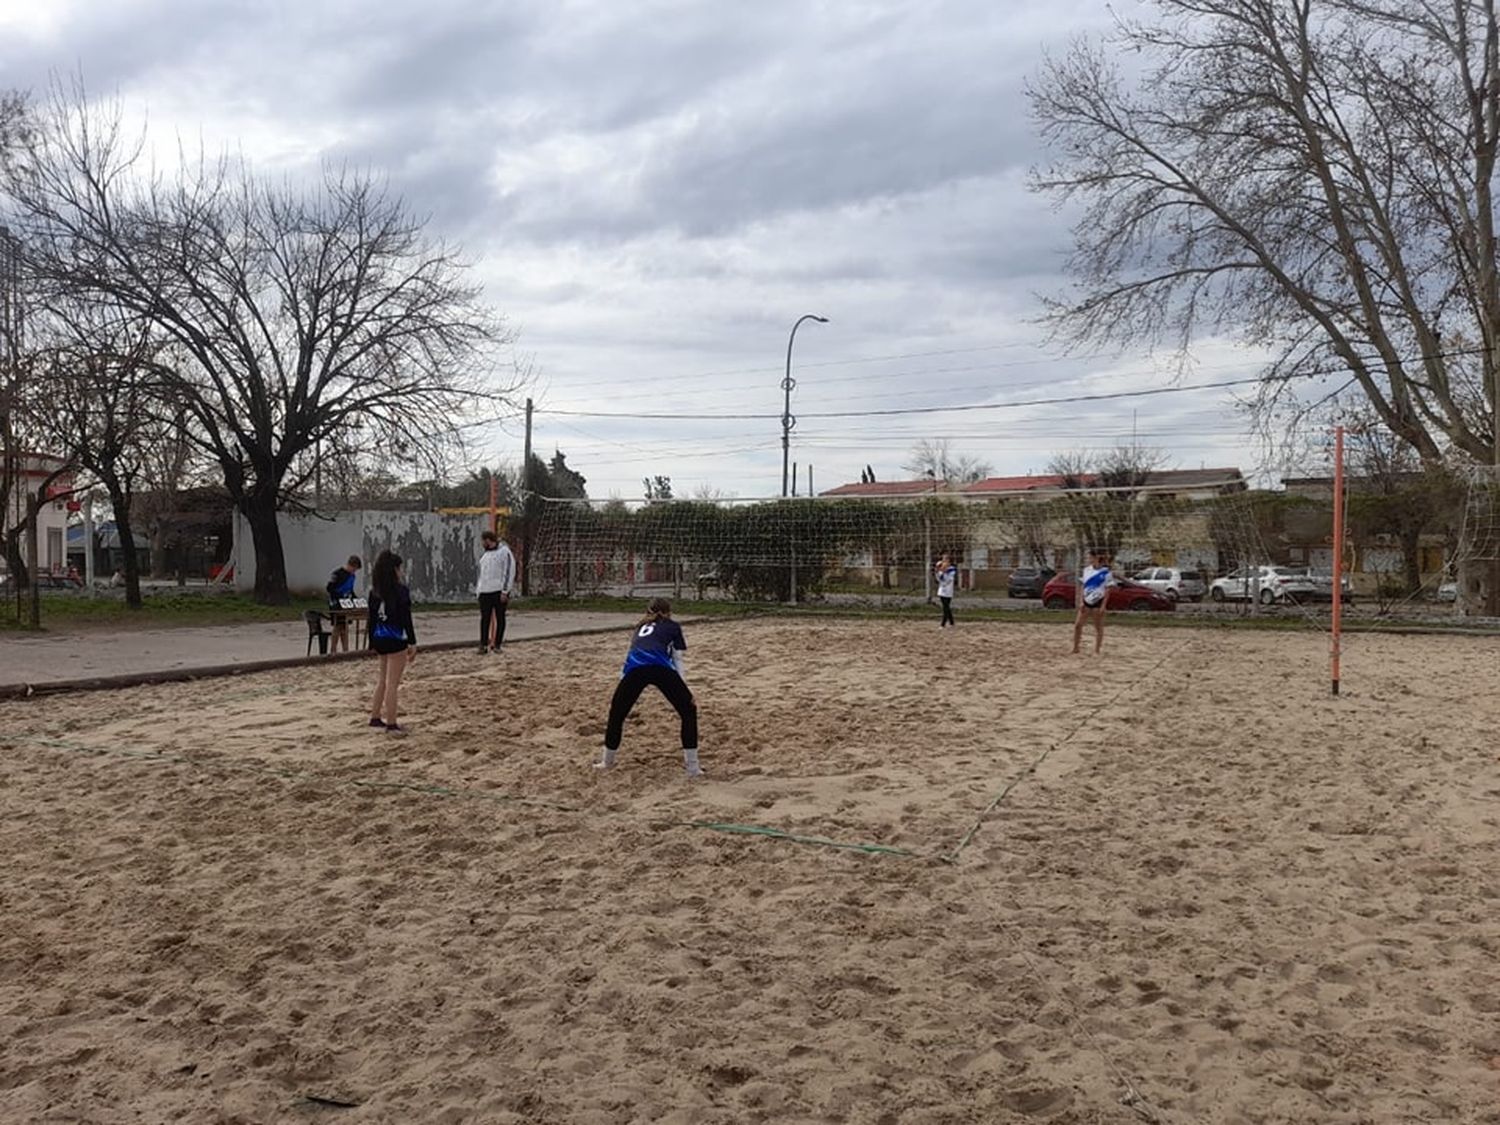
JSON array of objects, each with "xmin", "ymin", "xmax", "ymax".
[{"xmin": 596, "ymin": 597, "xmax": 702, "ymax": 778}]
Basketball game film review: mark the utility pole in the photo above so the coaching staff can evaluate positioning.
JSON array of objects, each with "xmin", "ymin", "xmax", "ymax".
[
  {"xmin": 520, "ymin": 396, "xmax": 533, "ymax": 596},
  {"xmin": 1491, "ymin": 353, "xmax": 1500, "ymax": 616},
  {"xmin": 83, "ymin": 493, "xmax": 96, "ymax": 597}
]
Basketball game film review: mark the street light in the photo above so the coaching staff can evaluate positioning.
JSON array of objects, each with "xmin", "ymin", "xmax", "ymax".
[{"xmin": 782, "ymin": 314, "xmax": 829, "ymax": 497}]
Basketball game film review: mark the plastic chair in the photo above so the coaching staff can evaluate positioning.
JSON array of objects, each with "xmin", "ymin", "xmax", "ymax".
[{"xmin": 304, "ymin": 609, "xmax": 331, "ymax": 656}]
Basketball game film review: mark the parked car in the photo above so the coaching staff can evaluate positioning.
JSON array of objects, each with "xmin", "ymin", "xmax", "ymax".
[
  {"xmin": 1129, "ymin": 566, "xmax": 1206, "ymax": 602},
  {"xmin": 1437, "ymin": 579, "xmax": 1458, "ymax": 603},
  {"xmin": 1209, "ymin": 565, "xmax": 1325, "ymax": 605},
  {"xmin": 1306, "ymin": 568, "xmax": 1355, "ymax": 603},
  {"xmin": 1006, "ymin": 565, "xmax": 1056, "ymax": 599},
  {"xmin": 0, "ymin": 571, "xmax": 80, "ymax": 591},
  {"xmin": 1041, "ymin": 573, "xmax": 1176, "ymax": 612}
]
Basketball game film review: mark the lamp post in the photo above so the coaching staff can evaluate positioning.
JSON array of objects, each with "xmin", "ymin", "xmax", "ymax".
[{"xmin": 782, "ymin": 314, "xmax": 829, "ymax": 497}]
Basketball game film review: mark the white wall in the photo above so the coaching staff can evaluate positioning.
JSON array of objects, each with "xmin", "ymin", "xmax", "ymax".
[
  {"xmin": 4, "ymin": 492, "xmax": 72, "ymax": 570},
  {"xmin": 233, "ymin": 510, "xmax": 492, "ymax": 602}
]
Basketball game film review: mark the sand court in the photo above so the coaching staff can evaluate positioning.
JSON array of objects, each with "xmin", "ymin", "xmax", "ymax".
[{"xmin": 1, "ymin": 618, "xmax": 1497, "ymax": 1122}]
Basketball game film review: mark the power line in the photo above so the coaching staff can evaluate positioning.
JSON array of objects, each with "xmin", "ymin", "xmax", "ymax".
[
  {"xmin": 535, "ymin": 342, "xmax": 1487, "ymax": 422},
  {"xmin": 535, "ymin": 371, "xmax": 1325, "ymax": 421}
]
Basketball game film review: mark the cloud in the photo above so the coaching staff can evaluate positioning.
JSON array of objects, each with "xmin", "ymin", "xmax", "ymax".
[{"xmin": 1, "ymin": 0, "xmax": 1275, "ymax": 498}]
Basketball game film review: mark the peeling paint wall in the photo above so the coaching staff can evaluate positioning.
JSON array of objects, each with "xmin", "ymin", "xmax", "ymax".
[{"xmin": 232, "ymin": 510, "xmax": 487, "ymax": 602}]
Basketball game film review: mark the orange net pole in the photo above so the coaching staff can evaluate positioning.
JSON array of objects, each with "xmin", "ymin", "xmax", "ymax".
[{"xmin": 1331, "ymin": 425, "xmax": 1344, "ymax": 696}]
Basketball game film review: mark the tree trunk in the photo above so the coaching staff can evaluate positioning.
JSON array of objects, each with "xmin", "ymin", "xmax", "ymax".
[
  {"xmin": 25, "ymin": 489, "xmax": 41, "ymax": 629},
  {"xmin": 105, "ymin": 483, "xmax": 144, "ymax": 609},
  {"xmin": 1400, "ymin": 528, "xmax": 1423, "ymax": 596},
  {"xmin": 149, "ymin": 522, "xmax": 168, "ymax": 579},
  {"xmin": 242, "ymin": 491, "xmax": 290, "ymax": 605},
  {"xmin": 3, "ymin": 529, "xmax": 25, "ymax": 590}
]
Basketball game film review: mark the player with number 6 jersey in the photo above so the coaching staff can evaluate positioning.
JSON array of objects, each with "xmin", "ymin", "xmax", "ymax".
[{"xmin": 596, "ymin": 597, "xmax": 702, "ymax": 777}]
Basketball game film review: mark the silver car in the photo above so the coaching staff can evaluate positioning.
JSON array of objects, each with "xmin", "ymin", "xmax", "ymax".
[
  {"xmin": 1130, "ymin": 566, "xmax": 1207, "ymax": 602},
  {"xmin": 1209, "ymin": 565, "xmax": 1320, "ymax": 605}
]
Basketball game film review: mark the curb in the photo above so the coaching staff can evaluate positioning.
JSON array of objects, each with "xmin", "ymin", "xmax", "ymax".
[{"xmin": 0, "ymin": 615, "xmax": 739, "ymax": 701}]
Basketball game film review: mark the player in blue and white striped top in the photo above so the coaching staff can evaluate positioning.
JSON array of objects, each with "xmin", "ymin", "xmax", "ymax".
[{"xmin": 1072, "ymin": 549, "xmax": 1115, "ymax": 654}]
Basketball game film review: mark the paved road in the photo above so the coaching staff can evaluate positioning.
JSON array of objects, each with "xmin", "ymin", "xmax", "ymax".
[{"xmin": 0, "ymin": 610, "xmax": 644, "ymax": 688}]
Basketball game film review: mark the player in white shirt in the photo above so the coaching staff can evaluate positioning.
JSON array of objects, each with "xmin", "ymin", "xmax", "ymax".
[
  {"xmin": 1072, "ymin": 549, "xmax": 1115, "ymax": 654},
  {"xmin": 476, "ymin": 530, "xmax": 516, "ymax": 653},
  {"xmin": 934, "ymin": 553, "xmax": 958, "ymax": 627}
]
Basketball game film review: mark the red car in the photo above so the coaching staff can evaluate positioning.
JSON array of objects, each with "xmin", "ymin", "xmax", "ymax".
[{"xmin": 1041, "ymin": 573, "xmax": 1176, "ymax": 612}]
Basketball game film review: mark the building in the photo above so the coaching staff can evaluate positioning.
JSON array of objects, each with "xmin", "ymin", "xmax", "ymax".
[
  {"xmin": 819, "ymin": 468, "xmax": 1248, "ymax": 589},
  {"xmin": 2, "ymin": 453, "xmax": 75, "ymax": 575}
]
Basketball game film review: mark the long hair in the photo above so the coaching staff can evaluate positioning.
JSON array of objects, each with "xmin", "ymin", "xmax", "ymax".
[
  {"xmin": 637, "ymin": 596, "xmax": 671, "ymax": 627},
  {"xmin": 370, "ymin": 549, "xmax": 403, "ymax": 602}
]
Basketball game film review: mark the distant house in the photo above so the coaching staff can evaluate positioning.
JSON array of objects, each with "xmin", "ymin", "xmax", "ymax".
[
  {"xmin": 822, "ymin": 467, "xmax": 1248, "ymax": 502},
  {"xmin": 2, "ymin": 453, "xmax": 74, "ymax": 575},
  {"xmin": 1281, "ymin": 473, "xmax": 1449, "ymax": 590},
  {"xmin": 818, "ymin": 479, "xmax": 956, "ymax": 498},
  {"xmin": 817, "ymin": 467, "xmax": 1249, "ymax": 589}
]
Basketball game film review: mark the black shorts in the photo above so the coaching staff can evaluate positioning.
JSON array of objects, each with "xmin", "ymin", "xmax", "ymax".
[{"xmin": 372, "ymin": 636, "xmax": 408, "ymax": 655}]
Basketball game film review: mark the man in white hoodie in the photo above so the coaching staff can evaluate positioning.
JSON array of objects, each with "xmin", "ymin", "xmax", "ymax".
[{"xmin": 476, "ymin": 530, "xmax": 516, "ymax": 653}]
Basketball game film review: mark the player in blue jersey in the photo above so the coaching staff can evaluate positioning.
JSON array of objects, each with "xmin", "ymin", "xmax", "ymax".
[
  {"xmin": 367, "ymin": 550, "xmax": 417, "ymax": 736},
  {"xmin": 325, "ymin": 554, "xmax": 362, "ymax": 653},
  {"xmin": 596, "ymin": 597, "xmax": 701, "ymax": 778},
  {"xmin": 1072, "ymin": 549, "xmax": 1114, "ymax": 654}
]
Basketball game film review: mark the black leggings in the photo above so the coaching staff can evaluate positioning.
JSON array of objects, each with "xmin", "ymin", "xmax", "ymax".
[
  {"xmin": 605, "ymin": 665, "xmax": 698, "ymax": 750},
  {"xmin": 940, "ymin": 596, "xmax": 954, "ymax": 626},
  {"xmin": 479, "ymin": 592, "xmax": 508, "ymax": 647}
]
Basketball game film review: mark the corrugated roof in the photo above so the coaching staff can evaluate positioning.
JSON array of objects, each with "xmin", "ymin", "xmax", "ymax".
[{"xmin": 818, "ymin": 480, "xmax": 954, "ymax": 497}]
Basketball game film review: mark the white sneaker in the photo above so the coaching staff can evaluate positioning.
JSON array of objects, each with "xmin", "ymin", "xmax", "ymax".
[
  {"xmin": 683, "ymin": 748, "xmax": 703, "ymax": 779},
  {"xmin": 594, "ymin": 748, "xmax": 617, "ymax": 770}
]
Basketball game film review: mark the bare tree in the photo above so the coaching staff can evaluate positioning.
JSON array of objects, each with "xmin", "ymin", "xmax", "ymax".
[
  {"xmin": 6, "ymin": 83, "xmax": 520, "ymax": 603},
  {"xmin": 29, "ymin": 299, "xmax": 177, "ymax": 607},
  {"xmin": 1341, "ymin": 416, "xmax": 1464, "ymax": 598},
  {"xmin": 1030, "ymin": 0, "xmax": 1500, "ymax": 609},
  {"xmin": 902, "ymin": 438, "xmax": 993, "ymax": 484},
  {"xmin": 1047, "ymin": 444, "xmax": 1167, "ymax": 561}
]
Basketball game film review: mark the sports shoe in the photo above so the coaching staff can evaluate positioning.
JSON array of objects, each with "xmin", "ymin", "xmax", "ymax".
[
  {"xmin": 594, "ymin": 747, "xmax": 618, "ymax": 770},
  {"xmin": 368, "ymin": 717, "xmax": 387, "ymax": 728},
  {"xmin": 385, "ymin": 724, "xmax": 408, "ymax": 738}
]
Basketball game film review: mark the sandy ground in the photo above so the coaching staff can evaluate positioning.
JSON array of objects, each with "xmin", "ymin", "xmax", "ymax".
[
  {"xmin": 0, "ymin": 610, "xmax": 647, "ymax": 687},
  {"xmin": 1, "ymin": 617, "xmax": 1497, "ymax": 1124}
]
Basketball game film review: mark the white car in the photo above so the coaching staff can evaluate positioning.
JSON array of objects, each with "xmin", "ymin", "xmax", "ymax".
[
  {"xmin": 1437, "ymin": 579, "xmax": 1458, "ymax": 603},
  {"xmin": 1209, "ymin": 565, "xmax": 1321, "ymax": 605},
  {"xmin": 1129, "ymin": 566, "xmax": 1206, "ymax": 602}
]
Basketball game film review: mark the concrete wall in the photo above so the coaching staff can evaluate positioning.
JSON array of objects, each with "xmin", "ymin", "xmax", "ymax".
[{"xmin": 232, "ymin": 510, "xmax": 489, "ymax": 602}]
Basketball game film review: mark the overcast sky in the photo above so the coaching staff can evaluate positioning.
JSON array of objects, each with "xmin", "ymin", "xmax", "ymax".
[{"xmin": 0, "ymin": 0, "xmax": 1335, "ymax": 499}]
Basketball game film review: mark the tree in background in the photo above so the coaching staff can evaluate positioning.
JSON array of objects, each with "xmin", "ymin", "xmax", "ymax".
[
  {"xmin": 1048, "ymin": 445, "xmax": 1166, "ymax": 561},
  {"xmin": 643, "ymin": 475, "xmax": 673, "ymax": 502},
  {"xmin": 902, "ymin": 438, "xmax": 992, "ymax": 484},
  {"xmin": 6, "ymin": 83, "xmax": 518, "ymax": 604},
  {"xmin": 1343, "ymin": 423, "xmax": 1463, "ymax": 597},
  {"xmin": 31, "ymin": 300, "xmax": 166, "ymax": 607},
  {"xmin": 1030, "ymin": 1, "xmax": 1500, "ymax": 609}
]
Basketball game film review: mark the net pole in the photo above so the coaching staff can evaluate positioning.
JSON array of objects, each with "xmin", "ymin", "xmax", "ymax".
[{"xmin": 1331, "ymin": 424, "xmax": 1344, "ymax": 696}]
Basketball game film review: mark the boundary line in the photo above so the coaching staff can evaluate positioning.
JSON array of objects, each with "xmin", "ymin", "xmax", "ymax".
[{"xmin": 941, "ymin": 633, "xmax": 1199, "ymax": 864}]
